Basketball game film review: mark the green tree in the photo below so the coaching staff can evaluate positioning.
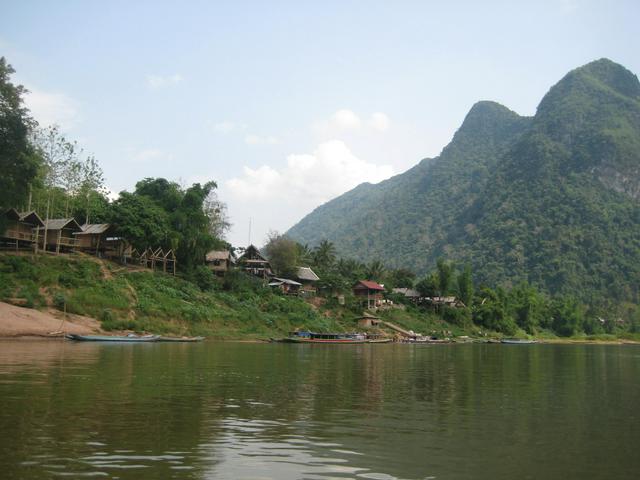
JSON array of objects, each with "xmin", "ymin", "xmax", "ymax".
[
  {"xmin": 313, "ymin": 239, "xmax": 336, "ymax": 268},
  {"xmin": 173, "ymin": 182, "xmax": 220, "ymax": 271},
  {"xmin": 109, "ymin": 192, "xmax": 172, "ymax": 251},
  {"xmin": 264, "ymin": 231, "xmax": 299, "ymax": 278},
  {"xmin": 365, "ymin": 259, "xmax": 386, "ymax": 281},
  {"xmin": 0, "ymin": 57, "xmax": 41, "ymax": 224},
  {"xmin": 436, "ymin": 258, "xmax": 454, "ymax": 296},
  {"xmin": 416, "ymin": 273, "xmax": 439, "ymax": 297},
  {"xmin": 551, "ymin": 296, "xmax": 583, "ymax": 337},
  {"xmin": 457, "ymin": 264, "xmax": 474, "ymax": 306}
]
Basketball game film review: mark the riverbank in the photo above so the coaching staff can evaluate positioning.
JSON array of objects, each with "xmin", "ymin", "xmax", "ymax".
[{"xmin": 1, "ymin": 253, "xmax": 638, "ymax": 343}]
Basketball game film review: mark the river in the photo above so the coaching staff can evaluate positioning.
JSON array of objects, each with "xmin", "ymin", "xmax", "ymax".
[{"xmin": 0, "ymin": 340, "xmax": 638, "ymax": 479}]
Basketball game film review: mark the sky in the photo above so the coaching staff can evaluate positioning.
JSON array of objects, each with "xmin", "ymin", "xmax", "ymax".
[{"xmin": 2, "ymin": 0, "xmax": 639, "ymax": 246}]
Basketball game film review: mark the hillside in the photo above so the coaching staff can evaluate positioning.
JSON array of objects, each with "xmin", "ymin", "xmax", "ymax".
[
  {"xmin": 288, "ymin": 101, "xmax": 531, "ymax": 271},
  {"xmin": 288, "ymin": 59, "xmax": 640, "ymax": 304}
]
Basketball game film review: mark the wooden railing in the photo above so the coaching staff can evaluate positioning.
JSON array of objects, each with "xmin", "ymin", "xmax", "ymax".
[{"xmin": 2, "ymin": 230, "xmax": 35, "ymax": 242}]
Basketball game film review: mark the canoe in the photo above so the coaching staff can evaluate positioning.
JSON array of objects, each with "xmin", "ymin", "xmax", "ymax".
[
  {"xmin": 156, "ymin": 336, "xmax": 205, "ymax": 342},
  {"xmin": 65, "ymin": 334, "xmax": 159, "ymax": 342},
  {"xmin": 501, "ymin": 338, "xmax": 537, "ymax": 344},
  {"xmin": 280, "ymin": 337, "xmax": 370, "ymax": 344}
]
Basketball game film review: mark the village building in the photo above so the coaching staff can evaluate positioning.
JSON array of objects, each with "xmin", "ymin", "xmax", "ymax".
[
  {"xmin": 424, "ymin": 296, "xmax": 466, "ymax": 308},
  {"xmin": 237, "ymin": 244, "xmax": 272, "ymax": 278},
  {"xmin": 268, "ymin": 277, "xmax": 302, "ymax": 295},
  {"xmin": 353, "ymin": 280, "xmax": 385, "ymax": 309},
  {"xmin": 392, "ymin": 287, "xmax": 421, "ymax": 304},
  {"xmin": 37, "ymin": 218, "xmax": 83, "ymax": 253},
  {"xmin": 74, "ymin": 224, "xmax": 132, "ymax": 262},
  {"xmin": 205, "ymin": 249, "xmax": 236, "ymax": 276},
  {"xmin": 355, "ymin": 313, "xmax": 382, "ymax": 328},
  {"xmin": 1, "ymin": 209, "xmax": 44, "ymax": 250},
  {"xmin": 296, "ymin": 266, "xmax": 320, "ymax": 295}
]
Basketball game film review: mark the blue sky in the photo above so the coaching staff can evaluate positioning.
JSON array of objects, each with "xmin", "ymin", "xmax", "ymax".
[{"xmin": 2, "ymin": 0, "xmax": 639, "ymax": 246}]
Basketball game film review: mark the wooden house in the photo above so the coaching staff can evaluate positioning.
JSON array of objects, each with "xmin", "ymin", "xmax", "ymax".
[
  {"xmin": 296, "ymin": 266, "xmax": 320, "ymax": 295},
  {"xmin": 74, "ymin": 224, "xmax": 132, "ymax": 261},
  {"xmin": 353, "ymin": 280, "xmax": 385, "ymax": 309},
  {"xmin": 392, "ymin": 287, "xmax": 421, "ymax": 304},
  {"xmin": 268, "ymin": 277, "xmax": 302, "ymax": 295},
  {"xmin": 238, "ymin": 244, "xmax": 272, "ymax": 278},
  {"xmin": 37, "ymin": 218, "xmax": 82, "ymax": 253},
  {"xmin": 1, "ymin": 209, "xmax": 44, "ymax": 250},
  {"xmin": 205, "ymin": 250, "xmax": 236, "ymax": 276}
]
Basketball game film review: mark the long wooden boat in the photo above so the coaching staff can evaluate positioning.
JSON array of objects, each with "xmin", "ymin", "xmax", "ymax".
[
  {"xmin": 156, "ymin": 336, "xmax": 205, "ymax": 342},
  {"xmin": 501, "ymin": 338, "xmax": 537, "ymax": 344},
  {"xmin": 65, "ymin": 334, "xmax": 159, "ymax": 342},
  {"xmin": 275, "ymin": 331, "xmax": 392, "ymax": 344}
]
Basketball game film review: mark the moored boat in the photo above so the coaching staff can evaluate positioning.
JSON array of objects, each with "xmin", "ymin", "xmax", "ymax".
[
  {"xmin": 276, "ymin": 331, "xmax": 391, "ymax": 344},
  {"xmin": 156, "ymin": 336, "xmax": 205, "ymax": 342},
  {"xmin": 501, "ymin": 338, "xmax": 537, "ymax": 344},
  {"xmin": 65, "ymin": 333, "xmax": 159, "ymax": 342}
]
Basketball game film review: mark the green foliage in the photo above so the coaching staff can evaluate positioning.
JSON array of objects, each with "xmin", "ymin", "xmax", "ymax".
[
  {"xmin": 287, "ymin": 59, "xmax": 640, "ymax": 314},
  {"xmin": 109, "ymin": 191, "xmax": 172, "ymax": 250},
  {"xmin": 457, "ymin": 264, "xmax": 474, "ymax": 306},
  {"xmin": 0, "ymin": 57, "xmax": 41, "ymax": 218},
  {"xmin": 551, "ymin": 297, "xmax": 584, "ymax": 337},
  {"xmin": 264, "ymin": 232, "xmax": 299, "ymax": 277}
]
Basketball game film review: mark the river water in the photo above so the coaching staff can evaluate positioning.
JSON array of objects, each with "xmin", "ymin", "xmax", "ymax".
[{"xmin": 0, "ymin": 340, "xmax": 638, "ymax": 479}]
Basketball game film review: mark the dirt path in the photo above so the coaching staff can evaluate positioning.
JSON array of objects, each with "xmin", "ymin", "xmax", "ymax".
[{"xmin": 0, "ymin": 301, "xmax": 102, "ymax": 337}]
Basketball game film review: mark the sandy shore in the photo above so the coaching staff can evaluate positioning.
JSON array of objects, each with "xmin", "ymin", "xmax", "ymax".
[{"xmin": 0, "ymin": 301, "xmax": 102, "ymax": 338}]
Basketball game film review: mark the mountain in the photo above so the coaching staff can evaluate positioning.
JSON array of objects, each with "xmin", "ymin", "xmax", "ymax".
[{"xmin": 288, "ymin": 59, "xmax": 640, "ymax": 303}]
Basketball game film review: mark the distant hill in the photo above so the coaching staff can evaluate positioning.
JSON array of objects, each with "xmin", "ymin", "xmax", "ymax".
[{"xmin": 288, "ymin": 59, "xmax": 640, "ymax": 304}]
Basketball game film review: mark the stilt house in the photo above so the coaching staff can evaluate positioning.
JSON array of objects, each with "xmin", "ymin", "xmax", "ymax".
[
  {"xmin": 353, "ymin": 280, "xmax": 385, "ymax": 309},
  {"xmin": 296, "ymin": 267, "xmax": 320, "ymax": 295},
  {"xmin": 37, "ymin": 218, "xmax": 82, "ymax": 253},
  {"xmin": 1, "ymin": 209, "xmax": 44, "ymax": 250},
  {"xmin": 205, "ymin": 249, "xmax": 236, "ymax": 276},
  {"xmin": 238, "ymin": 244, "xmax": 272, "ymax": 278}
]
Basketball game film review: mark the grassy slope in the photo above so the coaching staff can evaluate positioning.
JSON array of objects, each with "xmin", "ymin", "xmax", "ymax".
[
  {"xmin": 0, "ymin": 253, "xmax": 366, "ymax": 338},
  {"xmin": 2, "ymin": 253, "xmax": 636, "ymax": 342}
]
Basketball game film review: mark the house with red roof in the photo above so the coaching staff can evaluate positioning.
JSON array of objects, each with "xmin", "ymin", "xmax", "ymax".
[{"xmin": 353, "ymin": 280, "xmax": 385, "ymax": 309}]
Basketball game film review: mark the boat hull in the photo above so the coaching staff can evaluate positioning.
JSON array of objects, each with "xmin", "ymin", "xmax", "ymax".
[
  {"xmin": 65, "ymin": 334, "xmax": 159, "ymax": 342},
  {"xmin": 156, "ymin": 336, "xmax": 205, "ymax": 342},
  {"xmin": 278, "ymin": 337, "xmax": 391, "ymax": 344}
]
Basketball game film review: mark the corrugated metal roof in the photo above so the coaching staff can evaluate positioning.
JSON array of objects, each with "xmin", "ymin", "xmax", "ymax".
[
  {"xmin": 392, "ymin": 288, "xmax": 420, "ymax": 297},
  {"xmin": 77, "ymin": 224, "xmax": 111, "ymax": 235},
  {"xmin": 41, "ymin": 218, "xmax": 82, "ymax": 231},
  {"xmin": 355, "ymin": 280, "xmax": 385, "ymax": 291},
  {"xmin": 271, "ymin": 277, "xmax": 302, "ymax": 286},
  {"xmin": 296, "ymin": 266, "xmax": 319, "ymax": 281}
]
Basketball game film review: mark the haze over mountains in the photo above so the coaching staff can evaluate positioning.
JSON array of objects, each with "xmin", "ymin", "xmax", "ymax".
[{"xmin": 287, "ymin": 59, "xmax": 640, "ymax": 304}]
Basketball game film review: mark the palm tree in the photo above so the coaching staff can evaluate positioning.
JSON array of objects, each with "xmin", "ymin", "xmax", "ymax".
[
  {"xmin": 365, "ymin": 259, "xmax": 386, "ymax": 281},
  {"xmin": 313, "ymin": 239, "xmax": 336, "ymax": 268}
]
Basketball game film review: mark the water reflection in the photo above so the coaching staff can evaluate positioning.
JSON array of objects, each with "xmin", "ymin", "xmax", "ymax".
[{"xmin": 0, "ymin": 341, "xmax": 639, "ymax": 479}]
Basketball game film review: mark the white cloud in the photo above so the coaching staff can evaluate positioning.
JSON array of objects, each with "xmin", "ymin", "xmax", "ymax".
[
  {"xmin": 244, "ymin": 134, "xmax": 279, "ymax": 145},
  {"xmin": 369, "ymin": 112, "xmax": 391, "ymax": 132},
  {"xmin": 331, "ymin": 109, "xmax": 362, "ymax": 130},
  {"xmin": 314, "ymin": 109, "xmax": 391, "ymax": 137},
  {"xmin": 146, "ymin": 73, "xmax": 183, "ymax": 89},
  {"xmin": 223, "ymin": 140, "xmax": 394, "ymax": 246},
  {"xmin": 23, "ymin": 88, "xmax": 80, "ymax": 130},
  {"xmin": 226, "ymin": 139, "xmax": 393, "ymax": 203},
  {"xmin": 129, "ymin": 148, "xmax": 172, "ymax": 163}
]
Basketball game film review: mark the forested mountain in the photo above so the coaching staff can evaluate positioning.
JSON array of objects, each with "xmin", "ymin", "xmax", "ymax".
[{"xmin": 288, "ymin": 59, "xmax": 640, "ymax": 304}]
